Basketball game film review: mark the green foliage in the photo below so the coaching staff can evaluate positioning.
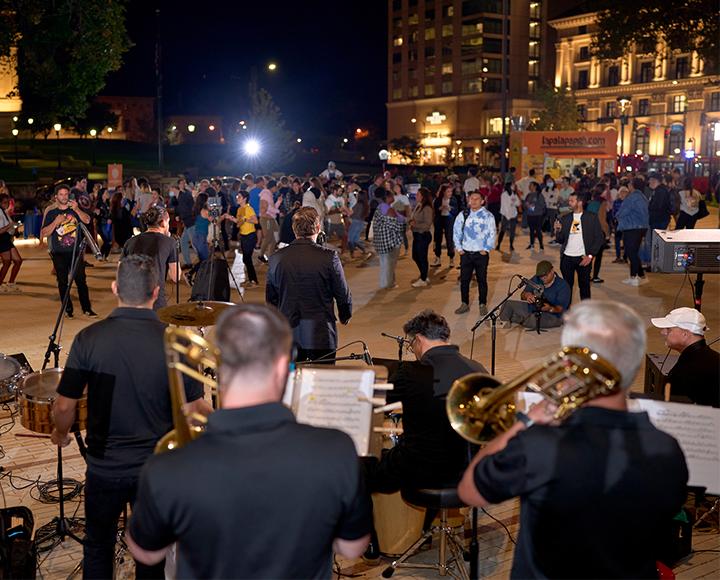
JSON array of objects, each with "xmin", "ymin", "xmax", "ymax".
[
  {"xmin": 591, "ymin": 0, "xmax": 718, "ymax": 70},
  {"xmin": 527, "ymin": 86, "xmax": 583, "ymax": 131},
  {"xmin": 0, "ymin": 0, "xmax": 130, "ymax": 134},
  {"xmin": 246, "ymin": 77, "xmax": 295, "ymax": 171},
  {"xmin": 389, "ymin": 135, "xmax": 421, "ymax": 163}
]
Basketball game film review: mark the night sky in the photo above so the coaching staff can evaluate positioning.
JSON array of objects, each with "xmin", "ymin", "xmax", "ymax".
[{"xmin": 102, "ymin": 0, "xmax": 388, "ymax": 141}]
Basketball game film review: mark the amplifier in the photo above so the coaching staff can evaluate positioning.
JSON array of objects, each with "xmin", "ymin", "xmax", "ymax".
[
  {"xmin": 643, "ymin": 353, "xmax": 679, "ymax": 398},
  {"xmin": 651, "ymin": 229, "xmax": 720, "ymax": 273}
]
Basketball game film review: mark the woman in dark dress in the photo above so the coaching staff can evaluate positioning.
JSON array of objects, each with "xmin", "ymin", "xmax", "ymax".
[{"xmin": 110, "ymin": 190, "xmax": 133, "ymax": 249}]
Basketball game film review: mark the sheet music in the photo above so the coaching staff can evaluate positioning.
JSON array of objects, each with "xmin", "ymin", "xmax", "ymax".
[
  {"xmin": 630, "ymin": 399, "xmax": 720, "ymax": 495},
  {"xmin": 284, "ymin": 367, "xmax": 375, "ymax": 456}
]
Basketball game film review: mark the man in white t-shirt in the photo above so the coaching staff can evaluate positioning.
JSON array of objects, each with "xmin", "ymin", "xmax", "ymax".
[
  {"xmin": 463, "ymin": 167, "xmax": 480, "ymax": 196},
  {"xmin": 325, "ymin": 187, "xmax": 348, "ymax": 252},
  {"xmin": 320, "ymin": 161, "xmax": 344, "ymax": 182},
  {"xmin": 553, "ymin": 192, "xmax": 604, "ymax": 302}
]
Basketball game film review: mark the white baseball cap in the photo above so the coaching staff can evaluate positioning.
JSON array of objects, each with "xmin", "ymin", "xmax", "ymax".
[{"xmin": 651, "ymin": 307, "xmax": 708, "ymax": 336}]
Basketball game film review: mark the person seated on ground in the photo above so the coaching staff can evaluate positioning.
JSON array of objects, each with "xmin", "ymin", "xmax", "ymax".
[
  {"xmin": 498, "ymin": 260, "xmax": 571, "ymax": 330},
  {"xmin": 651, "ymin": 307, "xmax": 719, "ymax": 408},
  {"xmin": 361, "ymin": 309, "xmax": 486, "ymax": 561}
]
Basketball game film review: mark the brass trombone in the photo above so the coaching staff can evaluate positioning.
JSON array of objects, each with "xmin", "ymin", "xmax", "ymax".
[
  {"xmin": 155, "ymin": 327, "xmax": 220, "ymax": 454},
  {"xmin": 446, "ymin": 346, "xmax": 621, "ymax": 445}
]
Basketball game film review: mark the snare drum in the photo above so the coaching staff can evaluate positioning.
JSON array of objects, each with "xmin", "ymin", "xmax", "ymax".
[
  {"xmin": 19, "ymin": 369, "xmax": 87, "ymax": 435},
  {"xmin": 0, "ymin": 354, "xmax": 23, "ymax": 403}
]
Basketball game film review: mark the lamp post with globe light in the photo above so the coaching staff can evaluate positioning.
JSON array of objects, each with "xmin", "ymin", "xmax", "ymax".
[
  {"xmin": 616, "ymin": 96, "xmax": 631, "ymax": 171},
  {"xmin": 90, "ymin": 129, "xmax": 98, "ymax": 166},
  {"xmin": 378, "ymin": 148, "xmax": 389, "ymax": 174},
  {"xmin": 54, "ymin": 123, "xmax": 62, "ymax": 169},
  {"xmin": 11, "ymin": 129, "xmax": 19, "ymax": 167}
]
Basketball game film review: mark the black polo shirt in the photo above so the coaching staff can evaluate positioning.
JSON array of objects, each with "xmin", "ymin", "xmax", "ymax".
[
  {"xmin": 129, "ymin": 403, "xmax": 372, "ymax": 579},
  {"xmin": 668, "ymin": 339, "xmax": 720, "ymax": 408},
  {"xmin": 473, "ymin": 407, "xmax": 688, "ymax": 579},
  {"xmin": 56, "ymin": 308, "xmax": 203, "ymax": 478}
]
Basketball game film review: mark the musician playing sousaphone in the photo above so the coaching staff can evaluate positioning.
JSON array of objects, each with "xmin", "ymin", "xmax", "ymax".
[
  {"xmin": 458, "ymin": 301, "xmax": 688, "ymax": 578},
  {"xmin": 50, "ymin": 255, "xmax": 210, "ymax": 579},
  {"xmin": 362, "ymin": 309, "xmax": 486, "ymax": 561}
]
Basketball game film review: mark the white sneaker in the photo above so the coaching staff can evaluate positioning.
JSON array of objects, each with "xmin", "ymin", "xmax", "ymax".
[
  {"xmin": 411, "ymin": 279, "xmax": 429, "ymax": 288},
  {"xmin": 5, "ymin": 283, "xmax": 21, "ymax": 293},
  {"xmin": 431, "ymin": 256, "xmax": 441, "ymax": 267},
  {"xmin": 621, "ymin": 277, "xmax": 634, "ymax": 285},
  {"xmin": 627, "ymin": 276, "xmax": 641, "ymax": 286}
]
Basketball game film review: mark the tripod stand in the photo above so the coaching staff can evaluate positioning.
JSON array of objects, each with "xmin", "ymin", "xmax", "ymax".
[{"xmin": 204, "ymin": 217, "xmax": 243, "ymax": 302}]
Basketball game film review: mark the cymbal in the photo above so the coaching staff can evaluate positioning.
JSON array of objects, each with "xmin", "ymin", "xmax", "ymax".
[{"xmin": 157, "ymin": 301, "xmax": 236, "ymax": 327}]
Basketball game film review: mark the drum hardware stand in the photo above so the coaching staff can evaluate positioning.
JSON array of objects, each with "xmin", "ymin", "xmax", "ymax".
[{"xmin": 470, "ymin": 277, "xmax": 525, "ymax": 371}]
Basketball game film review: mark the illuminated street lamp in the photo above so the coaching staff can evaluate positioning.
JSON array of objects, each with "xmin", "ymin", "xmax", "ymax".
[
  {"xmin": 296, "ymin": 138, "xmax": 302, "ymax": 143},
  {"xmin": 616, "ymin": 96, "xmax": 631, "ymax": 170},
  {"xmin": 27, "ymin": 118, "xmax": 34, "ymax": 125},
  {"xmin": 378, "ymin": 148, "xmax": 389, "ymax": 172},
  {"xmin": 53, "ymin": 123, "xmax": 62, "ymax": 169},
  {"xmin": 12, "ymin": 116, "xmax": 18, "ymax": 123},
  {"xmin": 187, "ymin": 124, "xmax": 196, "ymax": 133},
  {"xmin": 90, "ymin": 129, "xmax": 98, "ymax": 166},
  {"xmin": 267, "ymin": 62, "xmax": 277, "ymax": 72},
  {"xmin": 410, "ymin": 118, "xmax": 417, "ymax": 124},
  {"xmin": 107, "ymin": 127, "xmax": 113, "ymax": 134},
  {"xmin": 11, "ymin": 128, "xmax": 19, "ymax": 167},
  {"xmin": 209, "ymin": 125, "xmax": 215, "ymax": 131}
]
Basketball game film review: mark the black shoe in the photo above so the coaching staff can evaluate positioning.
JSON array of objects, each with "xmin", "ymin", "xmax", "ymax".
[
  {"xmin": 258, "ymin": 255, "xmax": 268, "ymax": 264},
  {"xmin": 526, "ymin": 244, "xmax": 533, "ymax": 250},
  {"xmin": 362, "ymin": 539, "xmax": 381, "ymax": 565},
  {"xmin": 83, "ymin": 310, "xmax": 98, "ymax": 318},
  {"xmin": 592, "ymin": 277, "xmax": 604, "ymax": 284},
  {"xmin": 66, "ymin": 311, "xmax": 74, "ymax": 319}
]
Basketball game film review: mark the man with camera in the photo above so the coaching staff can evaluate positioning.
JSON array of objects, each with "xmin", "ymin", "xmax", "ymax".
[{"xmin": 498, "ymin": 260, "xmax": 570, "ymax": 329}]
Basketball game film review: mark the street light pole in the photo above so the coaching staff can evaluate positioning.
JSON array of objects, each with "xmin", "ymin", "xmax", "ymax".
[
  {"xmin": 90, "ymin": 128, "xmax": 98, "ymax": 166},
  {"xmin": 11, "ymin": 129, "xmax": 19, "ymax": 167},
  {"xmin": 617, "ymin": 97, "xmax": 631, "ymax": 172},
  {"xmin": 53, "ymin": 123, "xmax": 62, "ymax": 169}
]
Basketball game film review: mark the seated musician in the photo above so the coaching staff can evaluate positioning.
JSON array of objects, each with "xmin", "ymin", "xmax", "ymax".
[
  {"xmin": 363, "ymin": 309, "xmax": 486, "ymax": 560},
  {"xmin": 458, "ymin": 301, "xmax": 688, "ymax": 578},
  {"xmin": 651, "ymin": 307, "xmax": 720, "ymax": 408},
  {"xmin": 127, "ymin": 304, "xmax": 372, "ymax": 578},
  {"xmin": 50, "ymin": 255, "xmax": 211, "ymax": 579}
]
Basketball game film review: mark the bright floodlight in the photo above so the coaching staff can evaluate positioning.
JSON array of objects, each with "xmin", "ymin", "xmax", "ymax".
[
  {"xmin": 268, "ymin": 62, "xmax": 277, "ymax": 71},
  {"xmin": 244, "ymin": 138, "xmax": 261, "ymax": 156}
]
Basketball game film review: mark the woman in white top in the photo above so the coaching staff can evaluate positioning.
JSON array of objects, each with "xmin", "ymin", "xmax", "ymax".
[
  {"xmin": 541, "ymin": 175, "xmax": 559, "ymax": 233},
  {"xmin": 0, "ymin": 194, "xmax": 23, "ymax": 293},
  {"xmin": 496, "ymin": 183, "xmax": 521, "ymax": 253},
  {"xmin": 302, "ymin": 186, "xmax": 325, "ymax": 221},
  {"xmin": 676, "ymin": 176, "xmax": 702, "ymax": 230}
]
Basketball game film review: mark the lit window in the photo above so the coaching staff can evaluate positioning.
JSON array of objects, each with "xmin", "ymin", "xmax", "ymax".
[
  {"xmin": 393, "ymin": 37, "xmax": 403, "ymax": 47},
  {"xmin": 392, "ymin": 88, "xmax": 402, "ymax": 100},
  {"xmin": 489, "ymin": 117, "xmax": 504, "ymax": 134},
  {"xmin": 408, "ymin": 13, "xmax": 419, "ymax": 25},
  {"xmin": 425, "ymin": 83, "xmax": 435, "ymax": 96},
  {"xmin": 442, "ymin": 63, "xmax": 453, "ymax": 75},
  {"xmin": 409, "ymin": 86, "xmax": 419, "ymax": 97},
  {"xmin": 442, "ymin": 24, "xmax": 453, "ymax": 37},
  {"xmin": 425, "ymin": 27, "xmax": 436, "ymax": 40},
  {"xmin": 671, "ymin": 95, "xmax": 686, "ymax": 113}
]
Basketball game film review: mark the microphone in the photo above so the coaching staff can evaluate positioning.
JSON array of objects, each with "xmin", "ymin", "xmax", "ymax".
[
  {"xmin": 78, "ymin": 222, "xmax": 103, "ymax": 260},
  {"xmin": 361, "ymin": 342, "xmax": 373, "ymax": 366},
  {"xmin": 380, "ymin": 332, "xmax": 409, "ymax": 345},
  {"xmin": 519, "ymin": 275, "xmax": 544, "ymax": 293}
]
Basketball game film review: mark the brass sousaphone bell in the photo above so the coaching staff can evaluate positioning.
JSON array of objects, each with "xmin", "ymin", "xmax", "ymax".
[{"xmin": 446, "ymin": 347, "xmax": 622, "ymax": 445}]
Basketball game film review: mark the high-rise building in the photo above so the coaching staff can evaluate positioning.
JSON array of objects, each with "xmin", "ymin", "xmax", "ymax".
[
  {"xmin": 386, "ymin": 0, "xmax": 557, "ymax": 166},
  {"xmin": 549, "ymin": 7, "xmax": 720, "ymax": 172}
]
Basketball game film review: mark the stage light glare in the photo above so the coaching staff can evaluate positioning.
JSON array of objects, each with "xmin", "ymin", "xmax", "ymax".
[{"xmin": 244, "ymin": 138, "xmax": 261, "ymax": 156}]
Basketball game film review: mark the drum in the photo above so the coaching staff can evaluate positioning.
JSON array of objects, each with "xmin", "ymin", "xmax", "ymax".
[
  {"xmin": 0, "ymin": 354, "xmax": 23, "ymax": 403},
  {"xmin": 19, "ymin": 369, "xmax": 87, "ymax": 435},
  {"xmin": 372, "ymin": 412, "xmax": 427, "ymax": 557}
]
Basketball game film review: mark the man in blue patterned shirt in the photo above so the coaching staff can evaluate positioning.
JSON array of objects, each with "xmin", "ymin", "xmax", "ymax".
[{"xmin": 453, "ymin": 191, "xmax": 496, "ymax": 315}]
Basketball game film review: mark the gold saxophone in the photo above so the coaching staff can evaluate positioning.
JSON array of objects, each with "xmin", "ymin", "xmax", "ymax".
[
  {"xmin": 154, "ymin": 327, "xmax": 219, "ymax": 454},
  {"xmin": 446, "ymin": 346, "xmax": 621, "ymax": 445}
]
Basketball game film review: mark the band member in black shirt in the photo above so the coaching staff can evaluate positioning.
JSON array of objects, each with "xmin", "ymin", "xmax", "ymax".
[
  {"xmin": 459, "ymin": 301, "xmax": 688, "ymax": 578},
  {"xmin": 127, "ymin": 304, "xmax": 371, "ymax": 578},
  {"xmin": 40, "ymin": 184, "xmax": 96, "ymax": 318},
  {"xmin": 122, "ymin": 205, "xmax": 180, "ymax": 310},
  {"xmin": 51, "ymin": 255, "xmax": 210, "ymax": 579}
]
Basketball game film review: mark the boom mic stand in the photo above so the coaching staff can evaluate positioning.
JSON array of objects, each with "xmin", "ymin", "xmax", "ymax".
[
  {"xmin": 469, "ymin": 277, "xmax": 525, "ymax": 373},
  {"xmin": 380, "ymin": 332, "xmax": 409, "ymax": 362}
]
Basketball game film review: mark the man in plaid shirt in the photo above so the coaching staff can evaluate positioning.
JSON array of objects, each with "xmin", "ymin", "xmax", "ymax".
[{"xmin": 372, "ymin": 190, "xmax": 404, "ymax": 289}]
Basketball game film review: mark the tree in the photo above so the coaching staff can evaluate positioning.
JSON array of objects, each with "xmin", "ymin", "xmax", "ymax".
[
  {"xmin": 245, "ymin": 77, "xmax": 295, "ymax": 171},
  {"xmin": 0, "ymin": 0, "xmax": 130, "ymax": 134},
  {"xmin": 527, "ymin": 86, "xmax": 584, "ymax": 131},
  {"xmin": 389, "ymin": 135, "xmax": 421, "ymax": 164},
  {"xmin": 591, "ymin": 0, "xmax": 718, "ymax": 70},
  {"xmin": 68, "ymin": 101, "xmax": 118, "ymax": 136}
]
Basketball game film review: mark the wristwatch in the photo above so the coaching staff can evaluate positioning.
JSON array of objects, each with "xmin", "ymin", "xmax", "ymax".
[{"xmin": 516, "ymin": 411, "xmax": 535, "ymax": 428}]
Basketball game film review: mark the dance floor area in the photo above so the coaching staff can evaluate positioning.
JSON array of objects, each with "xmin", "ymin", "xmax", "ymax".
[{"xmin": 0, "ymin": 217, "xmax": 717, "ymax": 578}]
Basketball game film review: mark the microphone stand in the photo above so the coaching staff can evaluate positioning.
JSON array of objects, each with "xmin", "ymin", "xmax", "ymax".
[
  {"xmin": 295, "ymin": 352, "xmax": 368, "ymax": 366},
  {"xmin": 469, "ymin": 277, "xmax": 525, "ymax": 373},
  {"xmin": 175, "ymin": 235, "xmax": 181, "ymax": 304}
]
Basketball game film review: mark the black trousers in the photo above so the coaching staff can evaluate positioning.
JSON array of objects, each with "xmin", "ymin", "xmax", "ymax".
[
  {"xmin": 560, "ymin": 254, "xmax": 591, "ymax": 301},
  {"xmin": 592, "ymin": 243, "xmax": 606, "ymax": 279},
  {"xmin": 460, "ymin": 251, "xmax": 489, "ymax": 305},
  {"xmin": 497, "ymin": 217, "xmax": 516, "ymax": 250},
  {"xmin": 51, "ymin": 252, "xmax": 92, "ymax": 314},
  {"xmin": 239, "ymin": 233, "xmax": 258, "ymax": 283},
  {"xmin": 622, "ymin": 228, "xmax": 645, "ymax": 277},
  {"xmin": 433, "ymin": 216, "xmax": 455, "ymax": 258},
  {"xmin": 84, "ymin": 470, "xmax": 164, "ymax": 580},
  {"xmin": 411, "ymin": 231, "xmax": 432, "ymax": 281},
  {"xmin": 527, "ymin": 215, "xmax": 544, "ymax": 248}
]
